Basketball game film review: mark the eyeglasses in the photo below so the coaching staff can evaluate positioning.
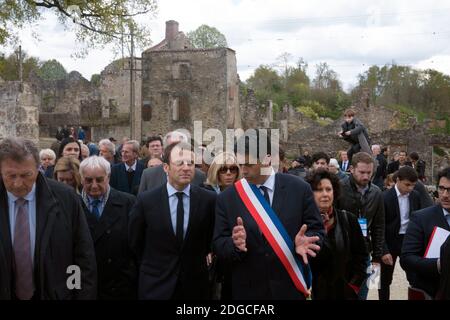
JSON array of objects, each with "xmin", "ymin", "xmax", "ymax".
[
  {"xmin": 218, "ymin": 166, "xmax": 239, "ymax": 174},
  {"xmin": 437, "ymin": 186, "xmax": 450, "ymax": 194}
]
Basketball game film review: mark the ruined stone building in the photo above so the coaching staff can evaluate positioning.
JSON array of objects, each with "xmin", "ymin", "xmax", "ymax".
[{"xmin": 140, "ymin": 20, "xmax": 241, "ymax": 136}]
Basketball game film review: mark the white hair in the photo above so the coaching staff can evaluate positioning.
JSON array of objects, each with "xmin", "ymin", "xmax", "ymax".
[
  {"xmin": 81, "ymin": 143, "xmax": 90, "ymax": 156},
  {"xmin": 163, "ymin": 131, "xmax": 188, "ymax": 147},
  {"xmin": 371, "ymin": 144, "xmax": 381, "ymax": 152},
  {"xmin": 79, "ymin": 155, "xmax": 111, "ymax": 179},
  {"xmin": 39, "ymin": 148, "xmax": 56, "ymax": 160},
  {"xmin": 123, "ymin": 140, "xmax": 140, "ymax": 153},
  {"xmin": 329, "ymin": 158, "xmax": 340, "ymax": 169},
  {"xmin": 99, "ymin": 139, "xmax": 116, "ymax": 155}
]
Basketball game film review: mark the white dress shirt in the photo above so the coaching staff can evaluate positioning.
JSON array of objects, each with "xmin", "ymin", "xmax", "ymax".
[
  {"xmin": 256, "ymin": 168, "xmax": 276, "ymax": 206},
  {"xmin": 395, "ymin": 184, "xmax": 410, "ymax": 234},
  {"xmin": 167, "ymin": 183, "xmax": 190, "ymax": 236}
]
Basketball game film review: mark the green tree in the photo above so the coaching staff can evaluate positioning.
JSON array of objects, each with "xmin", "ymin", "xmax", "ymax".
[
  {"xmin": 0, "ymin": 0, "xmax": 157, "ymax": 56},
  {"xmin": 246, "ymin": 65, "xmax": 282, "ymax": 104},
  {"xmin": 0, "ymin": 50, "xmax": 40, "ymax": 81},
  {"xmin": 37, "ymin": 59, "xmax": 67, "ymax": 80},
  {"xmin": 90, "ymin": 74, "xmax": 101, "ymax": 87},
  {"xmin": 186, "ymin": 25, "xmax": 227, "ymax": 48}
]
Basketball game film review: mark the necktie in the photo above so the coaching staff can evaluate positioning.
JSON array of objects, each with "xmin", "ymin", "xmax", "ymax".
[
  {"xmin": 259, "ymin": 186, "xmax": 271, "ymax": 206},
  {"xmin": 90, "ymin": 199, "xmax": 101, "ymax": 219},
  {"xmin": 13, "ymin": 198, "xmax": 34, "ymax": 300},
  {"xmin": 175, "ymin": 192, "xmax": 184, "ymax": 247},
  {"xmin": 446, "ymin": 214, "xmax": 450, "ymax": 227},
  {"xmin": 127, "ymin": 167, "xmax": 134, "ymax": 190}
]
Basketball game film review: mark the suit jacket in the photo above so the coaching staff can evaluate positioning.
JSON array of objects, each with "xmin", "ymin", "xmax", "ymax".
[
  {"xmin": 129, "ymin": 184, "xmax": 216, "ymax": 299},
  {"xmin": 383, "ymin": 187, "xmax": 422, "ymax": 256},
  {"xmin": 138, "ymin": 164, "xmax": 206, "ymax": 193},
  {"xmin": 387, "ymin": 161, "xmax": 413, "ymax": 175},
  {"xmin": 110, "ymin": 161, "xmax": 145, "ymax": 195},
  {"xmin": 400, "ymin": 205, "xmax": 450, "ymax": 297},
  {"xmin": 81, "ymin": 188, "xmax": 137, "ymax": 300},
  {"xmin": 0, "ymin": 174, "xmax": 97, "ymax": 300},
  {"xmin": 213, "ymin": 173, "xmax": 325, "ymax": 300},
  {"xmin": 338, "ymin": 160, "xmax": 351, "ymax": 173}
]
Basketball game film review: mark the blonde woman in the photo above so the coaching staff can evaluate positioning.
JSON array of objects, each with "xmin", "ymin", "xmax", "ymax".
[
  {"xmin": 54, "ymin": 156, "xmax": 82, "ymax": 193},
  {"xmin": 204, "ymin": 152, "xmax": 241, "ymax": 194}
]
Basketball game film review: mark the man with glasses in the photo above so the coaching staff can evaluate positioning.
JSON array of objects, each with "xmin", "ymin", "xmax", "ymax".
[
  {"xmin": 401, "ymin": 167, "xmax": 450, "ymax": 299},
  {"xmin": 79, "ymin": 156, "xmax": 137, "ymax": 300},
  {"xmin": 129, "ymin": 142, "xmax": 216, "ymax": 299}
]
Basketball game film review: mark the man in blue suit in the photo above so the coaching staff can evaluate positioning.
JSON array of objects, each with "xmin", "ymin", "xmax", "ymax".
[
  {"xmin": 213, "ymin": 130, "xmax": 324, "ymax": 300},
  {"xmin": 401, "ymin": 167, "xmax": 450, "ymax": 298},
  {"xmin": 110, "ymin": 140, "xmax": 144, "ymax": 195}
]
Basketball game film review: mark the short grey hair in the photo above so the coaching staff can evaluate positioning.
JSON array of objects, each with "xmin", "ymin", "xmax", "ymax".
[
  {"xmin": 79, "ymin": 155, "xmax": 111, "ymax": 179},
  {"xmin": 123, "ymin": 140, "xmax": 140, "ymax": 153},
  {"xmin": 39, "ymin": 148, "xmax": 56, "ymax": 160},
  {"xmin": 99, "ymin": 139, "xmax": 116, "ymax": 155},
  {"xmin": 163, "ymin": 131, "xmax": 188, "ymax": 147},
  {"xmin": 0, "ymin": 137, "xmax": 39, "ymax": 167},
  {"xmin": 371, "ymin": 144, "xmax": 381, "ymax": 152},
  {"xmin": 81, "ymin": 144, "xmax": 90, "ymax": 157},
  {"xmin": 329, "ymin": 158, "xmax": 340, "ymax": 169}
]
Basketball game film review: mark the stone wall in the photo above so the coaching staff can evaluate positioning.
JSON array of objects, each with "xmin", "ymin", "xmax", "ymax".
[
  {"xmin": 141, "ymin": 47, "xmax": 239, "ymax": 137},
  {"xmin": 0, "ymin": 82, "xmax": 39, "ymax": 142}
]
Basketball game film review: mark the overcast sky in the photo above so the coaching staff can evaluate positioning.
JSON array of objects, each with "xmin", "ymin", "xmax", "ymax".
[{"xmin": 7, "ymin": 0, "xmax": 450, "ymax": 91}]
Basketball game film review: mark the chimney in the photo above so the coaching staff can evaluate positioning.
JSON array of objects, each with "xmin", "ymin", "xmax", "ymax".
[{"xmin": 165, "ymin": 20, "xmax": 179, "ymax": 41}]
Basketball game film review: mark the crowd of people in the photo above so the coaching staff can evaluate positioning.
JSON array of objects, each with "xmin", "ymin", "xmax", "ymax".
[{"xmin": 0, "ymin": 115, "xmax": 449, "ymax": 300}]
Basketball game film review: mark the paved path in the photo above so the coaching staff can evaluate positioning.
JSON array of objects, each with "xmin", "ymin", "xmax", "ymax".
[{"xmin": 368, "ymin": 260, "xmax": 408, "ymax": 300}]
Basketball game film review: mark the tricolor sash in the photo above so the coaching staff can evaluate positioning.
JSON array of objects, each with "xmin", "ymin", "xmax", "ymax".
[{"xmin": 235, "ymin": 178, "xmax": 312, "ymax": 297}]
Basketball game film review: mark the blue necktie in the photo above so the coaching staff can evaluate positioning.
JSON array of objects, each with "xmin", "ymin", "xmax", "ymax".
[
  {"xmin": 175, "ymin": 192, "xmax": 184, "ymax": 247},
  {"xmin": 259, "ymin": 186, "xmax": 271, "ymax": 206},
  {"xmin": 90, "ymin": 199, "xmax": 101, "ymax": 219}
]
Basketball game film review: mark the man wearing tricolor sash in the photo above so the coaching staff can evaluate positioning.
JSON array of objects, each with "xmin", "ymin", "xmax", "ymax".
[{"xmin": 213, "ymin": 130, "xmax": 325, "ymax": 300}]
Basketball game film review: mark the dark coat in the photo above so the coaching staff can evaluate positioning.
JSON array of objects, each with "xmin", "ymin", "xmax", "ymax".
[
  {"xmin": 311, "ymin": 208, "xmax": 368, "ymax": 300},
  {"xmin": 129, "ymin": 184, "xmax": 216, "ymax": 300},
  {"xmin": 383, "ymin": 187, "xmax": 423, "ymax": 256},
  {"xmin": 81, "ymin": 188, "xmax": 137, "ymax": 300},
  {"xmin": 340, "ymin": 118, "xmax": 371, "ymax": 146},
  {"xmin": 0, "ymin": 174, "xmax": 97, "ymax": 300},
  {"xmin": 337, "ymin": 176, "xmax": 385, "ymax": 261},
  {"xmin": 110, "ymin": 161, "xmax": 145, "ymax": 195},
  {"xmin": 400, "ymin": 205, "xmax": 450, "ymax": 297},
  {"xmin": 213, "ymin": 173, "xmax": 325, "ymax": 300}
]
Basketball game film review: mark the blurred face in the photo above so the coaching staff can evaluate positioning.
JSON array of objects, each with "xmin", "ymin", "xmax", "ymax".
[
  {"xmin": 313, "ymin": 179, "xmax": 334, "ymax": 213},
  {"xmin": 437, "ymin": 177, "xmax": 450, "ymax": 210},
  {"xmin": 81, "ymin": 146, "xmax": 89, "ymax": 160},
  {"xmin": 218, "ymin": 165, "xmax": 239, "ymax": 187},
  {"xmin": 121, "ymin": 143, "xmax": 137, "ymax": 165},
  {"xmin": 344, "ymin": 115, "xmax": 354, "ymax": 123},
  {"xmin": 313, "ymin": 159, "xmax": 328, "ymax": 171},
  {"xmin": 396, "ymin": 179, "xmax": 416, "ymax": 195},
  {"xmin": 63, "ymin": 142, "xmax": 80, "ymax": 158},
  {"xmin": 99, "ymin": 145, "xmax": 113, "ymax": 162},
  {"xmin": 148, "ymin": 140, "xmax": 163, "ymax": 158},
  {"xmin": 372, "ymin": 146, "xmax": 381, "ymax": 155},
  {"xmin": 340, "ymin": 152, "xmax": 348, "ymax": 162},
  {"xmin": 351, "ymin": 162, "xmax": 374, "ymax": 187},
  {"xmin": 399, "ymin": 152, "xmax": 407, "ymax": 164},
  {"xmin": 40, "ymin": 155, "xmax": 55, "ymax": 169},
  {"xmin": 238, "ymin": 153, "xmax": 270, "ymax": 185},
  {"xmin": 164, "ymin": 147, "xmax": 195, "ymax": 190},
  {"xmin": 56, "ymin": 170, "xmax": 76, "ymax": 189},
  {"xmin": 291, "ymin": 160, "xmax": 300, "ymax": 168},
  {"xmin": 1, "ymin": 157, "xmax": 38, "ymax": 198},
  {"xmin": 328, "ymin": 165, "xmax": 338, "ymax": 174},
  {"xmin": 147, "ymin": 157, "xmax": 163, "ymax": 168},
  {"xmin": 82, "ymin": 166, "xmax": 110, "ymax": 199}
]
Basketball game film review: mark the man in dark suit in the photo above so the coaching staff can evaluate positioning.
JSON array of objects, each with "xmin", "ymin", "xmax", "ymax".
[
  {"xmin": 129, "ymin": 141, "xmax": 216, "ymax": 299},
  {"xmin": 379, "ymin": 166, "xmax": 424, "ymax": 300},
  {"xmin": 401, "ymin": 167, "xmax": 450, "ymax": 298},
  {"xmin": 372, "ymin": 145, "xmax": 387, "ymax": 189},
  {"xmin": 387, "ymin": 150, "xmax": 412, "ymax": 174},
  {"xmin": 110, "ymin": 140, "xmax": 145, "ymax": 195},
  {"xmin": 80, "ymin": 156, "xmax": 137, "ymax": 300},
  {"xmin": 338, "ymin": 150, "xmax": 351, "ymax": 173},
  {"xmin": 213, "ymin": 130, "xmax": 324, "ymax": 300},
  {"xmin": 0, "ymin": 137, "xmax": 96, "ymax": 300}
]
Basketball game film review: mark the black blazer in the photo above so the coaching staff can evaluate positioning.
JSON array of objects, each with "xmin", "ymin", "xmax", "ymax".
[
  {"xmin": 0, "ymin": 174, "xmax": 97, "ymax": 300},
  {"xmin": 213, "ymin": 173, "xmax": 325, "ymax": 300},
  {"xmin": 129, "ymin": 184, "xmax": 216, "ymax": 300},
  {"xmin": 110, "ymin": 161, "xmax": 145, "ymax": 195},
  {"xmin": 81, "ymin": 188, "xmax": 137, "ymax": 300},
  {"xmin": 400, "ymin": 205, "xmax": 450, "ymax": 297},
  {"xmin": 383, "ymin": 187, "xmax": 423, "ymax": 256}
]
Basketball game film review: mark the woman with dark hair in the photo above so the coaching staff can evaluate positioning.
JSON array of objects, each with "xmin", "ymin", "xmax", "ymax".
[
  {"xmin": 58, "ymin": 137, "xmax": 82, "ymax": 161},
  {"xmin": 306, "ymin": 169, "xmax": 368, "ymax": 299}
]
